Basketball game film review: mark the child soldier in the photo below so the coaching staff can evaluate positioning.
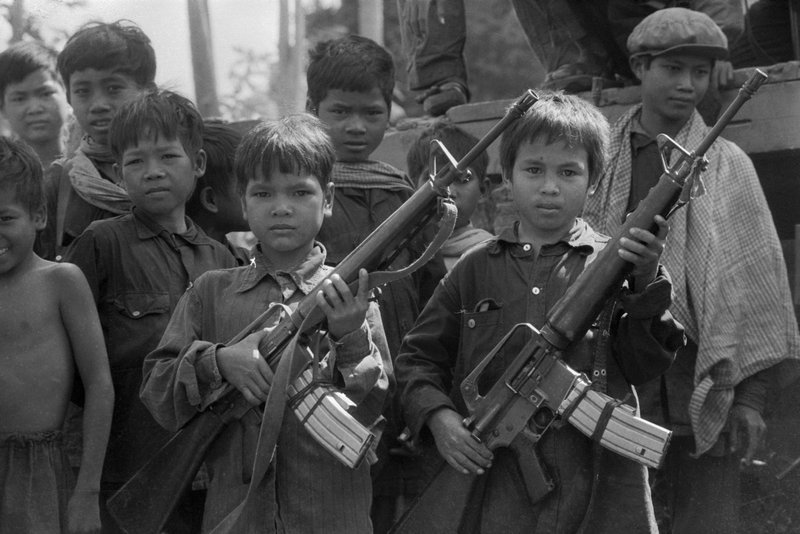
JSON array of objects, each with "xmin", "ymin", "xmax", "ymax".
[
  {"xmin": 64, "ymin": 89, "xmax": 237, "ymax": 532},
  {"xmin": 582, "ymin": 8, "xmax": 800, "ymax": 533},
  {"xmin": 406, "ymin": 122, "xmax": 494, "ymax": 271},
  {"xmin": 44, "ymin": 20, "xmax": 156, "ymax": 259},
  {"xmin": 395, "ymin": 92, "xmax": 685, "ymax": 533},
  {"xmin": 0, "ymin": 41, "xmax": 70, "ymax": 169},
  {"xmin": 305, "ymin": 34, "xmax": 446, "ymax": 532},
  {"xmin": 0, "ymin": 137, "xmax": 113, "ymax": 533},
  {"xmin": 140, "ymin": 114, "xmax": 389, "ymax": 533},
  {"xmin": 186, "ymin": 119, "xmax": 251, "ymax": 263}
]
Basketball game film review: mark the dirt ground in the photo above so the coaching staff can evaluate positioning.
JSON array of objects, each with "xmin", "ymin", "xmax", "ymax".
[{"xmin": 740, "ymin": 378, "xmax": 800, "ymax": 534}]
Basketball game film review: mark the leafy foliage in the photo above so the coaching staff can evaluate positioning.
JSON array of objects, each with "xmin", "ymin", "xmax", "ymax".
[{"xmin": 0, "ymin": 0, "xmax": 83, "ymax": 47}]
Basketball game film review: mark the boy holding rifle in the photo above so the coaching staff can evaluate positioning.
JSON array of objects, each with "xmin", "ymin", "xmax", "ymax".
[
  {"xmin": 582, "ymin": 8, "xmax": 800, "ymax": 533},
  {"xmin": 395, "ymin": 92, "xmax": 685, "ymax": 533},
  {"xmin": 141, "ymin": 114, "xmax": 389, "ymax": 533}
]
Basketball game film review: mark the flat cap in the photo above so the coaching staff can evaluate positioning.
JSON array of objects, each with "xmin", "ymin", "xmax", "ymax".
[{"xmin": 627, "ymin": 7, "xmax": 728, "ymax": 60}]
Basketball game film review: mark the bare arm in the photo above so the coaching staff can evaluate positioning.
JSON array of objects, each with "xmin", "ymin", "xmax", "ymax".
[{"xmin": 57, "ymin": 263, "xmax": 114, "ymax": 534}]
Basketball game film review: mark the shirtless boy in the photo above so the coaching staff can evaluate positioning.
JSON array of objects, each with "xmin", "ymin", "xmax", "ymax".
[{"xmin": 0, "ymin": 136, "xmax": 114, "ymax": 534}]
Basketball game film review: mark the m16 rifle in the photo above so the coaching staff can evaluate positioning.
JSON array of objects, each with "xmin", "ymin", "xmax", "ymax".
[
  {"xmin": 390, "ymin": 70, "xmax": 768, "ymax": 534},
  {"xmin": 105, "ymin": 90, "xmax": 539, "ymax": 534}
]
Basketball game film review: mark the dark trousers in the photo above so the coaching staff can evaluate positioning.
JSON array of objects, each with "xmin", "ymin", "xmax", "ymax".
[
  {"xmin": 396, "ymin": 0, "xmax": 608, "ymax": 90},
  {"xmin": 650, "ymin": 435, "xmax": 740, "ymax": 534}
]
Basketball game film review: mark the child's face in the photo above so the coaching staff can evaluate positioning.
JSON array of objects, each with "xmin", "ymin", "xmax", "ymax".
[
  {"xmin": 633, "ymin": 54, "xmax": 712, "ymax": 128},
  {"xmin": 315, "ymin": 87, "xmax": 389, "ymax": 162},
  {"xmin": 508, "ymin": 137, "xmax": 589, "ymax": 245},
  {"xmin": 0, "ymin": 190, "xmax": 45, "ymax": 276},
  {"xmin": 2, "ymin": 69, "xmax": 69, "ymax": 148},
  {"xmin": 450, "ymin": 168, "xmax": 483, "ymax": 229},
  {"xmin": 68, "ymin": 68, "xmax": 146, "ymax": 146},
  {"xmin": 116, "ymin": 134, "xmax": 205, "ymax": 227},
  {"xmin": 242, "ymin": 166, "xmax": 333, "ymax": 267}
]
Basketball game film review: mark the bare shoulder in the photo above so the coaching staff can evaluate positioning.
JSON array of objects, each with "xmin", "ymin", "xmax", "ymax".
[
  {"xmin": 37, "ymin": 258, "xmax": 85, "ymax": 282},
  {"xmin": 35, "ymin": 259, "xmax": 91, "ymax": 296}
]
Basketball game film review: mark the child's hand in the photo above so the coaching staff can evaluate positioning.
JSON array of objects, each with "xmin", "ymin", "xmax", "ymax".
[
  {"xmin": 217, "ymin": 328, "xmax": 274, "ymax": 405},
  {"xmin": 67, "ymin": 490, "xmax": 101, "ymax": 533},
  {"xmin": 618, "ymin": 215, "xmax": 669, "ymax": 291},
  {"xmin": 317, "ymin": 268, "xmax": 371, "ymax": 340},
  {"xmin": 428, "ymin": 408, "xmax": 493, "ymax": 475}
]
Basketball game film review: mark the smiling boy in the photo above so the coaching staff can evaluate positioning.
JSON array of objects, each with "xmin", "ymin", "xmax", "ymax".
[
  {"xmin": 582, "ymin": 8, "xmax": 800, "ymax": 533},
  {"xmin": 42, "ymin": 21, "xmax": 156, "ymax": 259},
  {"xmin": 0, "ymin": 41, "xmax": 70, "ymax": 169},
  {"xmin": 395, "ymin": 92, "xmax": 684, "ymax": 533},
  {"xmin": 64, "ymin": 89, "xmax": 236, "ymax": 532},
  {"xmin": 0, "ymin": 137, "xmax": 113, "ymax": 534},
  {"xmin": 141, "ymin": 114, "xmax": 389, "ymax": 533}
]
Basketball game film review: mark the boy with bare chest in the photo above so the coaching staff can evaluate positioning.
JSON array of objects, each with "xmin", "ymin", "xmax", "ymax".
[{"xmin": 0, "ymin": 137, "xmax": 113, "ymax": 534}]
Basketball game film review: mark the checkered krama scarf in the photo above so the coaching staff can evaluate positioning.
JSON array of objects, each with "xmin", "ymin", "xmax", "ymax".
[
  {"xmin": 332, "ymin": 160, "xmax": 415, "ymax": 192},
  {"xmin": 583, "ymin": 105, "xmax": 800, "ymax": 455}
]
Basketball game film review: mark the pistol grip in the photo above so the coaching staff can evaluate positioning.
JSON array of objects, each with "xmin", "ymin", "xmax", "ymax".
[{"xmin": 510, "ymin": 436, "xmax": 554, "ymax": 505}]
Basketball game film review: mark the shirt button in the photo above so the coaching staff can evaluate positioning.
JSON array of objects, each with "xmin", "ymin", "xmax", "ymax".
[
  {"xmin": 531, "ymin": 287, "xmax": 540, "ymax": 295},
  {"xmin": 522, "ymin": 244, "xmax": 531, "ymax": 252},
  {"xmin": 132, "ymin": 311, "xmax": 141, "ymax": 317},
  {"xmin": 467, "ymin": 319, "xmax": 476, "ymax": 328}
]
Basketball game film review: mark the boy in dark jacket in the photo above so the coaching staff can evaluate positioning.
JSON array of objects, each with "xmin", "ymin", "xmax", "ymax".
[{"xmin": 396, "ymin": 92, "xmax": 685, "ymax": 533}]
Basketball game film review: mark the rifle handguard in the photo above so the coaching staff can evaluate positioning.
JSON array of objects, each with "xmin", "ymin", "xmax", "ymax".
[{"xmin": 558, "ymin": 378, "xmax": 671, "ymax": 469}]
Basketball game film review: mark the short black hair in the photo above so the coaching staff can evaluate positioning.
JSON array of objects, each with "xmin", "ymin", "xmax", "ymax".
[
  {"xmin": 306, "ymin": 35, "xmax": 395, "ymax": 110},
  {"xmin": 108, "ymin": 89, "xmax": 204, "ymax": 162},
  {"xmin": 406, "ymin": 121, "xmax": 488, "ymax": 187},
  {"xmin": 499, "ymin": 91, "xmax": 609, "ymax": 186},
  {"xmin": 234, "ymin": 114, "xmax": 335, "ymax": 196},
  {"xmin": 0, "ymin": 41, "xmax": 59, "ymax": 103},
  {"xmin": 57, "ymin": 20, "xmax": 156, "ymax": 96},
  {"xmin": 186, "ymin": 119, "xmax": 242, "ymax": 217},
  {"xmin": 0, "ymin": 137, "xmax": 44, "ymax": 215}
]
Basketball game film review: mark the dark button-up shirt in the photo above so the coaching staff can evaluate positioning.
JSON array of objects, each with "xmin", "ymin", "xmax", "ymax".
[
  {"xmin": 396, "ymin": 218, "xmax": 684, "ymax": 533},
  {"xmin": 64, "ymin": 208, "xmax": 237, "ymax": 485}
]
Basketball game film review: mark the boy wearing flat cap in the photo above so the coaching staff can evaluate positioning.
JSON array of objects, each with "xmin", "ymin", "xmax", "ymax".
[{"xmin": 583, "ymin": 7, "xmax": 800, "ymax": 534}]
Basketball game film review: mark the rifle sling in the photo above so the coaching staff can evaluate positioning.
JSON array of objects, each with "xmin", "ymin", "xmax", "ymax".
[
  {"xmin": 368, "ymin": 198, "xmax": 457, "ymax": 288},
  {"xmin": 208, "ymin": 199, "xmax": 458, "ymax": 534}
]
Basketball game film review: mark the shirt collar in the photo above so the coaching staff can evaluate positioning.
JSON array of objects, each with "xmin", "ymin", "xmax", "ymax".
[
  {"xmin": 131, "ymin": 207, "xmax": 205, "ymax": 245},
  {"xmin": 235, "ymin": 242, "xmax": 329, "ymax": 294},
  {"xmin": 630, "ymin": 112, "xmax": 657, "ymax": 153},
  {"xmin": 490, "ymin": 219, "xmax": 599, "ymax": 256}
]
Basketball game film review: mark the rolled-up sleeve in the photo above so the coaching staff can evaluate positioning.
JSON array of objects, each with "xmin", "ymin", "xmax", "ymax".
[{"xmin": 325, "ymin": 300, "xmax": 390, "ymax": 428}]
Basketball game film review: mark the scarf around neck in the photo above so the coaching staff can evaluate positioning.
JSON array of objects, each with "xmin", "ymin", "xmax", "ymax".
[
  {"xmin": 62, "ymin": 136, "xmax": 130, "ymax": 215},
  {"xmin": 583, "ymin": 105, "xmax": 800, "ymax": 455}
]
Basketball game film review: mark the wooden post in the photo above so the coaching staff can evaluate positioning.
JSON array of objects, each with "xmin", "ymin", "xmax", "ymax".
[
  {"xmin": 187, "ymin": 0, "xmax": 220, "ymax": 117},
  {"xmin": 358, "ymin": 0, "xmax": 383, "ymax": 45}
]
